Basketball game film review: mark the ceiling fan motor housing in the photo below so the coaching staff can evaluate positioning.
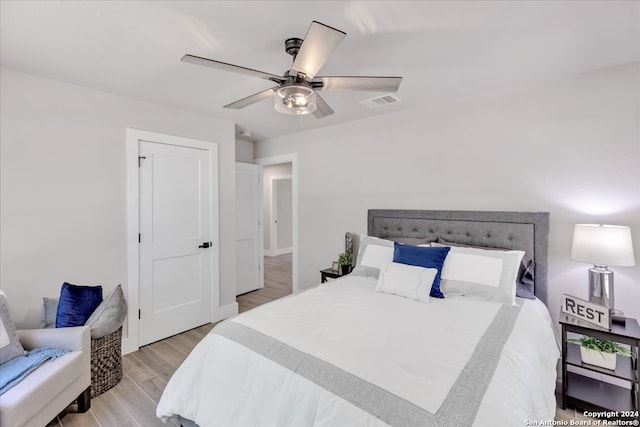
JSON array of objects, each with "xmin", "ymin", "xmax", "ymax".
[{"xmin": 284, "ymin": 38, "xmax": 304, "ymax": 58}]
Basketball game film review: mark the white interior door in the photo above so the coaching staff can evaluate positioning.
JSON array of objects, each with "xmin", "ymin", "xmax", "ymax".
[
  {"xmin": 235, "ymin": 163, "xmax": 263, "ymax": 295},
  {"xmin": 273, "ymin": 177, "xmax": 292, "ymax": 254},
  {"xmin": 274, "ymin": 178, "xmax": 292, "ymax": 255},
  {"xmin": 139, "ymin": 141, "xmax": 214, "ymax": 346}
]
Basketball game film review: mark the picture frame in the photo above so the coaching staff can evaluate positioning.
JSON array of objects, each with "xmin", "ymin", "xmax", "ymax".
[{"xmin": 331, "ymin": 261, "xmax": 339, "ymax": 272}]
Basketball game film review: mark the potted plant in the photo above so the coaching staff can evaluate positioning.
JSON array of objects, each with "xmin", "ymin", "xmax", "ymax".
[
  {"xmin": 337, "ymin": 252, "xmax": 353, "ymax": 275},
  {"xmin": 567, "ymin": 335, "xmax": 635, "ymax": 370}
]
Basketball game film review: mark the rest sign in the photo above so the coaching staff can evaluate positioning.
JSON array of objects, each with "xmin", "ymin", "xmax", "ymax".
[{"xmin": 561, "ymin": 294, "xmax": 610, "ymax": 329}]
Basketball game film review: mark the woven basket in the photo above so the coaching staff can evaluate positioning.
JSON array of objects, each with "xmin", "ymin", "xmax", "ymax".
[{"xmin": 90, "ymin": 327, "xmax": 123, "ymax": 397}]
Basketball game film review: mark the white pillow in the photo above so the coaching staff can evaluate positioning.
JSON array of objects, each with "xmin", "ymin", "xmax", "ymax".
[
  {"xmin": 360, "ymin": 244, "xmax": 394, "ymax": 268},
  {"xmin": 438, "ymin": 246, "xmax": 525, "ymax": 306},
  {"xmin": 351, "ymin": 235, "xmax": 394, "ymax": 278},
  {"xmin": 376, "ymin": 262, "xmax": 436, "ymax": 303}
]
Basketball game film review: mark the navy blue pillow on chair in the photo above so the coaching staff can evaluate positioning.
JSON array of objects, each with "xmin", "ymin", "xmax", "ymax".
[
  {"xmin": 393, "ymin": 243, "xmax": 451, "ymax": 298},
  {"xmin": 55, "ymin": 282, "xmax": 103, "ymax": 328}
]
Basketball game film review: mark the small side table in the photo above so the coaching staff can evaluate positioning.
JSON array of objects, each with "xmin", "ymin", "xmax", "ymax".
[
  {"xmin": 560, "ymin": 313, "xmax": 640, "ymax": 416},
  {"xmin": 320, "ymin": 268, "xmax": 344, "ymax": 283}
]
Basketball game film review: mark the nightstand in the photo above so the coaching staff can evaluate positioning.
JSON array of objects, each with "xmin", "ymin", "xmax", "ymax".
[
  {"xmin": 320, "ymin": 268, "xmax": 343, "ymax": 283},
  {"xmin": 560, "ymin": 312, "xmax": 640, "ymax": 416}
]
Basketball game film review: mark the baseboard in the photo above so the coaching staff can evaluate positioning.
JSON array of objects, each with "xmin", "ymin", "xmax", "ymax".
[
  {"xmin": 264, "ymin": 248, "xmax": 292, "ymax": 257},
  {"xmin": 214, "ymin": 302, "xmax": 238, "ymax": 322},
  {"xmin": 121, "ymin": 337, "xmax": 135, "ymax": 355}
]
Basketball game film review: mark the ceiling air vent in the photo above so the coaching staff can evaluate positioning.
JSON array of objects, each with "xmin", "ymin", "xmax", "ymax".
[{"xmin": 360, "ymin": 94, "xmax": 400, "ymax": 108}]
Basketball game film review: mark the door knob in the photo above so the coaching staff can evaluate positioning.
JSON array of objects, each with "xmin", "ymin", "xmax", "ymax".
[{"xmin": 198, "ymin": 242, "xmax": 212, "ymax": 249}]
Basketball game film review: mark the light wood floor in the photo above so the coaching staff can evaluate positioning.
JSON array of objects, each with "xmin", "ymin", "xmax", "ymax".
[
  {"xmin": 47, "ymin": 253, "xmax": 591, "ymax": 426},
  {"xmin": 46, "ymin": 254, "xmax": 293, "ymax": 427},
  {"xmin": 237, "ymin": 253, "xmax": 292, "ymax": 312}
]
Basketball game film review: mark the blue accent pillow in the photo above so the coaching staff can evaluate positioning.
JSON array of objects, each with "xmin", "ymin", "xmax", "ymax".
[
  {"xmin": 55, "ymin": 282, "xmax": 103, "ymax": 328},
  {"xmin": 393, "ymin": 243, "xmax": 450, "ymax": 298}
]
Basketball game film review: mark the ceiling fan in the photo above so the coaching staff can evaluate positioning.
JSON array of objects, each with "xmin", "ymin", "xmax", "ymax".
[{"xmin": 181, "ymin": 21, "xmax": 402, "ymax": 119}]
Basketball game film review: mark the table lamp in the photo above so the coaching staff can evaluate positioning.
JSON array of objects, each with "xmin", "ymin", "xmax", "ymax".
[{"xmin": 571, "ymin": 224, "xmax": 635, "ymax": 324}]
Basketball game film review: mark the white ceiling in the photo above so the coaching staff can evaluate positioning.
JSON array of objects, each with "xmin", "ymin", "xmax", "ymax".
[{"xmin": 1, "ymin": 1, "xmax": 638, "ymax": 142}]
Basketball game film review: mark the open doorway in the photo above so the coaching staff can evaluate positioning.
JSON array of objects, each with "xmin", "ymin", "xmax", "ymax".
[
  {"xmin": 254, "ymin": 154, "xmax": 298, "ymax": 295},
  {"xmin": 264, "ymin": 167, "xmax": 292, "ymax": 257},
  {"xmin": 237, "ymin": 155, "xmax": 297, "ymax": 312}
]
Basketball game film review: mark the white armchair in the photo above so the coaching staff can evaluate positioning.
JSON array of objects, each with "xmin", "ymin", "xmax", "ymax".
[{"xmin": 0, "ymin": 326, "xmax": 91, "ymax": 427}]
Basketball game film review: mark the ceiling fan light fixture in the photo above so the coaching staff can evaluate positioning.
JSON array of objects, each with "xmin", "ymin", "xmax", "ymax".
[
  {"xmin": 182, "ymin": 21, "xmax": 401, "ymax": 119},
  {"xmin": 274, "ymin": 85, "xmax": 317, "ymax": 115}
]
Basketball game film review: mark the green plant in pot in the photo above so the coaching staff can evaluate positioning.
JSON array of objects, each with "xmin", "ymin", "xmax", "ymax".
[
  {"xmin": 338, "ymin": 252, "xmax": 353, "ymax": 275},
  {"xmin": 567, "ymin": 335, "xmax": 635, "ymax": 370}
]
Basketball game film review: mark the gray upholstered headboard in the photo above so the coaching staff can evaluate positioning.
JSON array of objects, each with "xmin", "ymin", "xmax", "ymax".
[{"xmin": 367, "ymin": 210, "xmax": 550, "ymax": 305}]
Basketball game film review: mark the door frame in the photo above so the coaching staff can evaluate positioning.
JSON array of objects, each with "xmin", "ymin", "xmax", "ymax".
[
  {"xmin": 235, "ymin": 162, "xmax": 264, "ymax": 294},
  {"xmin": 125, "ymin": 128, "xmax": 220, "ymax": 354},
  {"xmin": 254, "ymin": 154, "xmax": 299, "ymax": 293},
  {"xmin": 270, "ymin": 175, "xmax": 292, "ymax": 256}
]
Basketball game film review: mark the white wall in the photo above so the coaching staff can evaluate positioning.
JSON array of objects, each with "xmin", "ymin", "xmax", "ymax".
[
  {"xmin": 262, "ymin": 163, "xmax": 292, "ymax": 254},
  {"xmin": 255, "ymin": 63, "xmax": 640, "ymax": 328},
  {"xmin": 235, "ymin": 139, "xmax": 254, "ymax": 163},
  {"xmin": 0, "ymin": 67, "xmax": 237, "ymax": 329}
]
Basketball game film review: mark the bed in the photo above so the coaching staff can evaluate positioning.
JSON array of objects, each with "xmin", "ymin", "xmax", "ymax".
[{"xmin": 157, "ymin": 209, "xmax": 559, "ymax": 427}]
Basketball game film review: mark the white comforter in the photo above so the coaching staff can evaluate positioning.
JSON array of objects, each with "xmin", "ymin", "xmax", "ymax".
[{"xmin": 157, "ymin": 276, "xmax": 559, "ymax": 427}]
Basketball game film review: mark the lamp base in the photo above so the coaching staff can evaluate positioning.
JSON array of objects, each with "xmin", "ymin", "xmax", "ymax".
[{"xmin": 588, "ymin": 266, "xmax": 614, "ymax": 310}]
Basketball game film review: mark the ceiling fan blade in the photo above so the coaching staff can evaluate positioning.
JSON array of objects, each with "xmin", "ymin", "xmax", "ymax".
[
  {"xmin": 182, "ymin": 54, "xmax": 285, "ymax": 83},
  {"xmin": 291, "ymin": 21, "xmax": 346, "ymax": 80},
  {"xmin": 313, "ymin": 76, "xmax": 402, "ymax": 92},
  {"xmin": 313, "ymin": 92, "xmax": 334, "ymax": 119},
  {"xmin": 224, "ymin": 87, "xmax": 279, "ymax": 109}
]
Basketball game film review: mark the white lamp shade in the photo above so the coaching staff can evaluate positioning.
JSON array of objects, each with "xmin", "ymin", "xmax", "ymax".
[{"xmin": 571, "ymin": 224, "xmax": 636, "ymax": 266}]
